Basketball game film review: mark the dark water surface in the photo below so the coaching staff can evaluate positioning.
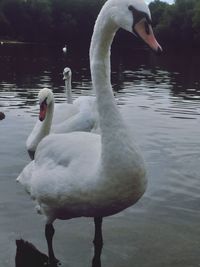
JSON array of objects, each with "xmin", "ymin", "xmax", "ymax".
[{"xmin": 0, "ymin": 44, "xmax": 200, "ymax": 267}]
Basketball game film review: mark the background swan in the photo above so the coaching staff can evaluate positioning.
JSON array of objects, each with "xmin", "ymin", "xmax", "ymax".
[
  {"xmin": 63, "ymin": 67, "xmax": 72, "ymax": 104},
  {"xmin": 52, "ymin": 67, "xmax": 77, "ymax": 125},
  {"xmin": 17, "ymin": 0, "xmax": 161, "ymax": 265},
  {"xmin": 62, "ymin": 44, "xmax": 67, "ymax": 54},
  {"xmin": 26, "ymin": 88, "xmax": 97, "ymax": 159},
  {"xmin": 26, "ymin": 67, "xmax": 97, "ymax": 159}
]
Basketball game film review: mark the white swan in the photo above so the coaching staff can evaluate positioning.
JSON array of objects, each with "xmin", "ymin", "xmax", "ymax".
[
  {"xmin": 26, "ymin": 67, "xmax": 97, "ymax": 159},
  {"xmin": 26, "ymin": 87, "xmax": 97, "ymax": 159},
  {"xmin": 17, "ymin": 0, "xmax": 161, "ymax": 265},
  {"xmin": 63, "ymin": 67, "xmax": 72, "ymax": 104},
  {"xmin": 62, "ymin": 44, "xmax": 67, "ymax": 54},
  {"xmin": 26, "ymin": 83, "xmax": 77, "ymax": 159},
  {"xmin": 50, "ymin": 67, "xmax": 77, "ymax": 125}
]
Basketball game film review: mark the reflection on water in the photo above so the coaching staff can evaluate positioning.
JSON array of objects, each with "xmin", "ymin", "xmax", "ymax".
[
  {"xmin": 15, "ymin": 239, "xmax": 49, "ymax": 267},
  {"xmin": 15, "ymin": 238, "xmax": 103, "ymax": 267},
  {"xmin": 1, "ymin": 44, "xmax": 200, "ymax": 267}
]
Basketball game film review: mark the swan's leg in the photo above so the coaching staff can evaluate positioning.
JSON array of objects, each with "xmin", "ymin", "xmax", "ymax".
[
  {"xmin": 45, "ymin": 223, "xmax": 59, "ymax": 266},
  {"xmin": 93, "ymin": 217, "xmax": 103, "ymax": 246},
  {"xmin": 92, "ymin": 217, "xmax": 103, "ymax": 267}
]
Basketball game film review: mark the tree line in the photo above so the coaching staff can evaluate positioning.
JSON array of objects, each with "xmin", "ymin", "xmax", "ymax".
[
  {"xmin": 0, "ymin": 0, "xmax": 199, "ymax": 48},
  {"xmin": 0, "ymin": 0, "xmax": 106, "ymax": 45},
  {"xmin": 149, "ymin": 0, "xmax": 200, "ymax": 48}
]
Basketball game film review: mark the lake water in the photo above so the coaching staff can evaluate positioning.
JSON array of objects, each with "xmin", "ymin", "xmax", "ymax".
[{"xmin": 0, "ymin": 44, "xmax": 200, "ymax": 267}]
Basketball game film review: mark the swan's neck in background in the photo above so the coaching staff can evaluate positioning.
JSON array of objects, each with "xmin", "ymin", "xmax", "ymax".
[{"xmin": 65, "ymin": 78, "xmax": 72, "ymax": 104}]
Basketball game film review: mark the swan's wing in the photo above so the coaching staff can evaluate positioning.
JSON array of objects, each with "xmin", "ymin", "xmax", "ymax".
[
  {"xmin": 73, "ymin": 96, "xmax": 96, "ymax": 110},
  {"xmin": 25, "ymin": 132, "xmax": 101, "ymax": 203},
  {"xmin": 52, "ymin": 103, "xmax": 78, "ymax": 125},
  {"xmin": 17, "ymin": 161, "xmax": 34, "ymax": 195},
  {"xmin": 52, "ymin": 110, "xmax": 96, "ymax": 133},
  {"xmin": 52, "ymin": 96, "xmax": 97, "ymax": 134}
]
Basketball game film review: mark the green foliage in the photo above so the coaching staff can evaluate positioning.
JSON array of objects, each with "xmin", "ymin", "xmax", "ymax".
[
  {"xmin": 150, "ymin": 0, "xmax": 200, "ymax": 47},
  {"xmin": 192, "ymin": 1, "xmax": 200, "ymax": 43},
  {"xmin": 0, "ymin": 0, "xmax": 106, "ymax": 45},
  {"xmin": 0, "ymin": 0, "xmax": 199, "ymax": 48}
]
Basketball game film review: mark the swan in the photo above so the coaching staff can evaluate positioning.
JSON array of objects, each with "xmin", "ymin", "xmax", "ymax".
[
  {"xmin": 27, "ymin": 67, "xmax": 97, "ymax": 159},
  {"xmin": 51, "ymin": 67, "xmax": 78, "ymax": 125},
  {"xmin": 62, "ymin": 44, "xmax": 67, "ymax": 53},
  {"xmin": 26, "ymin": 83, "xmax": 77, "ymax": 159},
  {"xmin": 17, "ymin": 0, "xmax": 162, "ymax": 265},
  {"xmin": 63, "ymin": 67, "xmax": 72, "ymax": 104},
  {"xmin": 26, "ymin": 88, "xmax": 97, "ymax": 159}
]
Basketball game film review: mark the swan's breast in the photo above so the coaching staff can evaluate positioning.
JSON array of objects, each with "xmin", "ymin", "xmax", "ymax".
[{"xmin": 31, "ymin": 132, "xmax": 101, "ymax": 203}]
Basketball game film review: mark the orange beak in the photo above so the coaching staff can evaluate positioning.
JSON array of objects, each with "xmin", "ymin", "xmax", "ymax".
[
  {"xmin": 39, "ymin": 101, "xmax": 47, "ymax": 121},
  {"xmin": 134, "ymin": 19, "xmax": 162, "ymax": 54}
]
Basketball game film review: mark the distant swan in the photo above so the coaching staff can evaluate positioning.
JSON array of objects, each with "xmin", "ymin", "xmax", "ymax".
[
  {"xmin": 17, "ymin": 0, "xmax": 161, "ymax": 265},
  {"xmin": 63, "ymin": 67, "xmax": 72, "ymax": 104},
  {"xmin": 62, "ymin": 44, "xmax": 67, "ymax": 54}
]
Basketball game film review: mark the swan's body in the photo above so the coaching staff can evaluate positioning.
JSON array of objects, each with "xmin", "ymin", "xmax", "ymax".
[
  {"xmin": 26, "ymin": 68, "xmax": 97, "ymax": 159},
  {"xmin": 62, "ymin": 45, "xmax": 67, "ymax": 53},
  {"xmin": 26, "ymin": 88, "xmax": 77, "ymax": 159},
  {"xmin": 17, "ymin": 0, "xmax": 161, "ymax": 264}
]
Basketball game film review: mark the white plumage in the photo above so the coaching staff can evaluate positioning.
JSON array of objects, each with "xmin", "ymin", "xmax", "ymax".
[
  {"xmin": 62, "ymin": 44, "xmax": 67, "ymax": 54},
  {"xmin": 26, "ymin": 68, "xmax": 97, "ymax": 159},
  {"xmin": 17, "ymin": 0, "xmax": 162, "ymax": 264}
]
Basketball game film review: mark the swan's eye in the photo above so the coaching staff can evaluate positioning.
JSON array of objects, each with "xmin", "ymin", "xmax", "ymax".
[
  {"xmin": 41, "ymin": 98, "xmax": 47, "ymax": 107},
  {"xmin": 128, "ymin": 5, "xmax": 152, "ymax": 28},
  {"xmin": 128, "ymin": 5, "xmax": 134, "ymax": 11}
]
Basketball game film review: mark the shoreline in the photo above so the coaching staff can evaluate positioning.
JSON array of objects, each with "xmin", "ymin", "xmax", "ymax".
[{"xmin": 0, "ymin": 39, "xmax": 27, "ymax": 45}]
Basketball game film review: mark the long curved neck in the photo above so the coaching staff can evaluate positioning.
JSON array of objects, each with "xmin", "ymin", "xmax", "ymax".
[
  {"xmin": 90, "ymin": 10, "xmax": 123, "ymax": 131},
  {"xmin": 40, "ymin": 101, "xmax": 54, "ymax": 137},
  {"xmin": 64, "ymin": 77, "xmax": 72, "ymax": 104},
  {"xmin": 29, "ymin": 101, "xmax": 54, "ymax": 152},
  {"xmin": 90, "ymin": 8, "xmax": 132, "ymax": 171}
]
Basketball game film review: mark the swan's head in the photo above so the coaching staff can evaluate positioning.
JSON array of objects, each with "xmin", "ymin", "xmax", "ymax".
[
  {"xmin": 107, "ymin": 0, "xmax": 162, "ymax": 53},
  {"xmin": 63, "ymin": 67, "xmax": 72, "ymax": 81},
  {"xmin": 38, "ymin": 88, "xmax": 54, "ymax": 121}
]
